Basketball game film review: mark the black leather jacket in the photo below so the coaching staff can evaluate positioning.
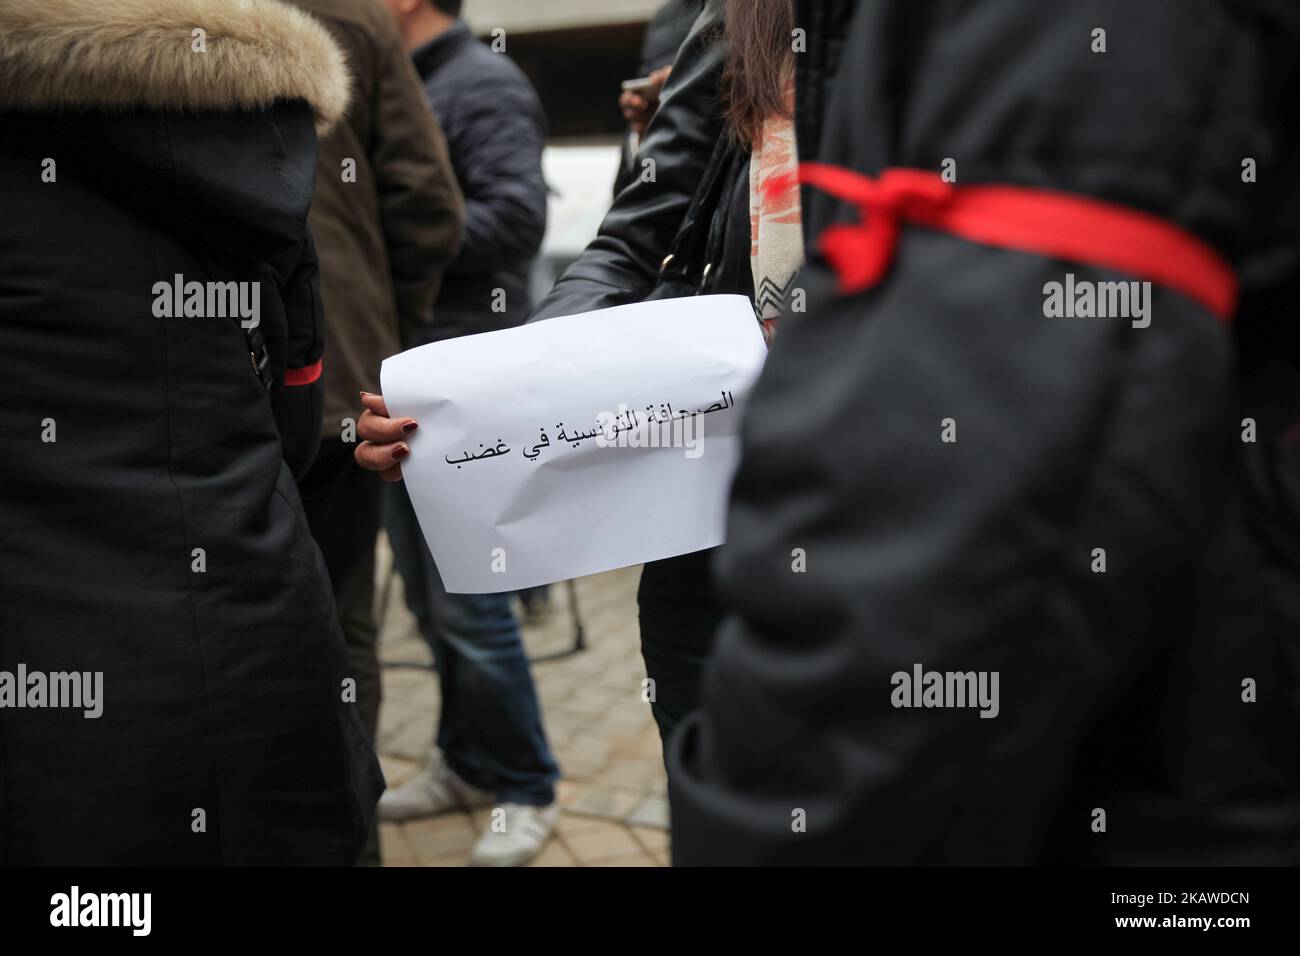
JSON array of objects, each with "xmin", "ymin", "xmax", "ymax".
[
  {"xmin": 532, "ymin": 3, "xmax": 729, "ymax": 321},
  {"xmin": 531, "ymin": 0, "xmax": 859, "ymax": 323}
]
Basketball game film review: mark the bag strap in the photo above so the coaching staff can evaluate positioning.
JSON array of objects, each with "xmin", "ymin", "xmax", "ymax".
[
  {"xmin": 658, "ymin": 131, "xmax": 743, "ymax": 289},
  {"xmin": 699, "ymin": 147, "xmax": 750, "ymax": 293}
]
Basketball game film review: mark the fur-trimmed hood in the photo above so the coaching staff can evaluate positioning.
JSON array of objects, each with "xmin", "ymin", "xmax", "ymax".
[{"xmin": 0, "ymin": 0, "xmax": 350, "ymax": 134}]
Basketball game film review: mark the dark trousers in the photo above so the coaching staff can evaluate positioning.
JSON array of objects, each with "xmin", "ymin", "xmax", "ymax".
[
  {"xmin": 298, "ymin": 438, "xmax": 382, "ymax": 864},
  {"xmin": 637, "ymin": 547, "xmax": 725, "ymax": 751}
]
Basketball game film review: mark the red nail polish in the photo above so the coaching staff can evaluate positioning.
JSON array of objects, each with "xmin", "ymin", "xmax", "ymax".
[
  {"xmin": 402, "ymin": 421, "xmax": 418, "ymax": 433},
  {"xmin": 393, "ymin": 446, "xmax": 409, "ymax": 461}
]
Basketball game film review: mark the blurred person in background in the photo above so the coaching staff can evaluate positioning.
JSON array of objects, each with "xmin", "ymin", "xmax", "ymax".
[
  {"xmin": 613, "ymin": 0, "xmax": 704, "ymax": 196},
  {"xmin": 0, "ymin": 0, "xmax": 379, "ymax": 864},
  {"xmin": 290, "ymin": 0, "xmax": 464, "ymax": 867},
  {"xmin": 376, "ymin": 0, "xmax": 559, "ymax": 868},
  {"xmin": 669, "ymin": 0, "xmax": 1300, "ymax": 865}
]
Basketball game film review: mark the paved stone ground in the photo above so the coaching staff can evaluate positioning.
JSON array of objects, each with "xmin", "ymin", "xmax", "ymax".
[{"xmin": 372, "ymin": 538, "xmax": 669, "ymax": 866}]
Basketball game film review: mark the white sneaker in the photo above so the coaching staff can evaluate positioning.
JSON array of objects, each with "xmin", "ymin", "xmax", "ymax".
[
  {"xmin": 378, "ymin": 751, "xmax": 493, "ymax": 821},
  {"xmin": 469, "ymin": 803, "xmax": 559, "ymax": 867}
]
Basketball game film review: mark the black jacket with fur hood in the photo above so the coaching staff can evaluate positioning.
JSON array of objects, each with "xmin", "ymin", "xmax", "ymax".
[{"xmin": 0, "ymin": 0, "xmax": 382, "ymax": 864}]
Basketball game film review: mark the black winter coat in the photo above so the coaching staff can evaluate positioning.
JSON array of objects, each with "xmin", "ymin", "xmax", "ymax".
[
  {"xmin": 412, "ymin": 22, "xmax": 548, "ymax": 342},
  {"xmin": 668, "ymin": 0, "xmax": 1300, "ymax": 865},
  {"xmin": 0, "ymin": 0, "xmax": 382, "ymax": 865}
]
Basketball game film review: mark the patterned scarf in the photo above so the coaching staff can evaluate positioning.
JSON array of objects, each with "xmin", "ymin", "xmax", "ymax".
[{"xmin": 748, "ymin": 80, "xmax": 804, "ymax": 343}]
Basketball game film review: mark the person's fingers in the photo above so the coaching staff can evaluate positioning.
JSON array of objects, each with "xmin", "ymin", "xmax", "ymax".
[
  {"xmin": 355, "ymin": 440, "xmax": 409, "ymax": 475},
  {"xmin": 646, "ymin": 65, "xmax": 672, "ymax": 100},
  {"xmin": 359, "ymin": 391, "xmax": 390, "ymax": 417},
  {"xmin": 355, "ymin": 392, "xmax": 411, "ymax": 481},
  {"xmin": 357, "ymin": 407, "xmax": 415, "ymax": 443},
  {"xmin": 620, "ymin": 92, "xmax": 647, "ymax": 117}
]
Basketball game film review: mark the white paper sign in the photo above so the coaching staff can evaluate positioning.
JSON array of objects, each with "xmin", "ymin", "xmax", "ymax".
[{"xmin": 381, "ymin": 294, "xmax": 767, "ymax": 593}]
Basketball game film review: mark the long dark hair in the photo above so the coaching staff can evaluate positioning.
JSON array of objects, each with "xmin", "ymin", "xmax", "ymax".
[{"xmin": 721, "ymin": 0, "xmax": 796, "ymax": 146}]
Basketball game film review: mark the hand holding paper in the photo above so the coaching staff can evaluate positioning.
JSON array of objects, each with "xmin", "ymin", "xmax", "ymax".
[{"xmin": 380, "ymin": 294, "xmax": 767, "ymax": 593}]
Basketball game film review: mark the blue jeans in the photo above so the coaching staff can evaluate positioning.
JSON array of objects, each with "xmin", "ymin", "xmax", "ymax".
[{"xmin": 386, "ymin": 484, "xmax": 559, "ymax": 806}]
